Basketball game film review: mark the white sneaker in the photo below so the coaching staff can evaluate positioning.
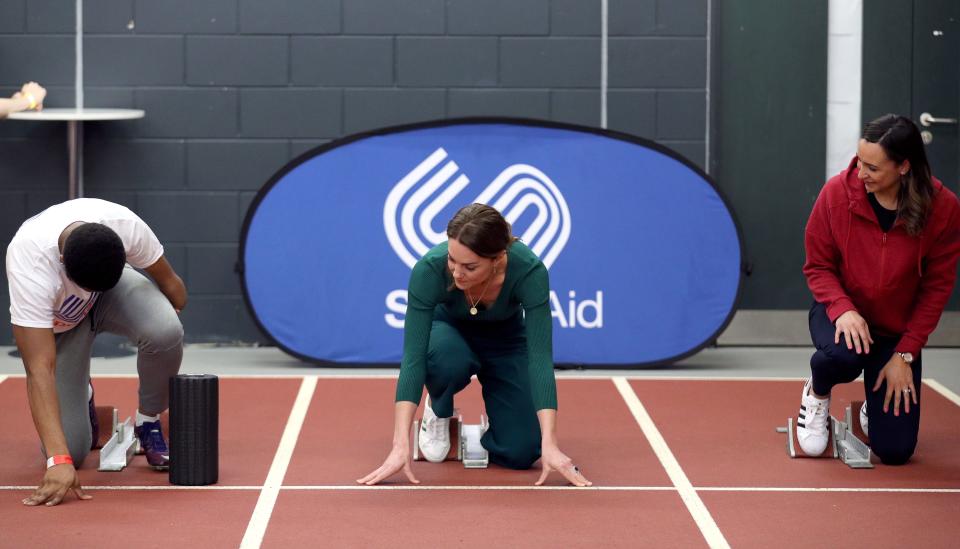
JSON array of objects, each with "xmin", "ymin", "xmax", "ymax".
[
  {"xmin": 860, "ymin": 401, "xmax": 868, "ymax": 437},
  {"xmin": 418, "ymin": 396, "xmax": 450, "ymax": 463},
  {"xmin": 796, "ymin": 379, "xmax": 831, "ymax": 455}
]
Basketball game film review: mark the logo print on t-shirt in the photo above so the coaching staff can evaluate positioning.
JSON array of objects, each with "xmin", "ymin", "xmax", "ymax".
[{"xmin": 55, "ymin": 293, "xmax": 100, "ymax": 324}]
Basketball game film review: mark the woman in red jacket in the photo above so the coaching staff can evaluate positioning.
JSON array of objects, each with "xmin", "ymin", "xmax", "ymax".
[{"xmin": 797, "ymin": 114, "xmax": 960, "ymax": 465}]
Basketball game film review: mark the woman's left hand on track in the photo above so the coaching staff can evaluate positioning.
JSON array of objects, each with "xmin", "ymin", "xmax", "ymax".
[
  {"xmin": 873, "ymin": 355, "xmax": 917, "ymax": 416},
  {"xmin": 535, "ymin": 444, "xmax": 592, "ymax": 487},
  {"xmin": 356, "ymin": 444, "xmax": 420, "ymax": 486}
]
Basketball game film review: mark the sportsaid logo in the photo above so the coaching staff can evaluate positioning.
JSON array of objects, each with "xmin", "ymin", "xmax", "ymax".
[{"xmin": 382, "ymin": 147, "xmax": 602, "ymax": 330}]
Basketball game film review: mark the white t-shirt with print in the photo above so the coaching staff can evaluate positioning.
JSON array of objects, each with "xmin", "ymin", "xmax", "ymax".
[{"xmin": 6, "ymin": 199, "xmax": 164, "ymax": 333}]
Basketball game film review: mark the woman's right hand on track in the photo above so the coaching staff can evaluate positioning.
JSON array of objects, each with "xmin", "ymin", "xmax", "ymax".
[
  {"xmin": 357, "ymin": 444, "xmax": 420, "ymax": 486},
  {"xmin": 834, "ymin": 310, "xmax": 873, "ymax": 354}
]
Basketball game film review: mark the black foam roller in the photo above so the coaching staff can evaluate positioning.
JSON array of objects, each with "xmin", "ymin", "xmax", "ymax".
[{"xmin": 169, "ymin": 374, "xmax": 219, "ymax": 485}]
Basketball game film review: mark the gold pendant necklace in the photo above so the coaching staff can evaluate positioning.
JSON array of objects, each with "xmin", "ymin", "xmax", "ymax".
[{"xmin": 466, "ymin": 269, "xmax": 496, "ymax": 316}]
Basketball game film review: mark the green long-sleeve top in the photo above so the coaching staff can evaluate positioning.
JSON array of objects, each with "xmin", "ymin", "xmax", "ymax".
[{"xmin": 395, "ymin": 240, "xmax": 558, "ymax": 411}]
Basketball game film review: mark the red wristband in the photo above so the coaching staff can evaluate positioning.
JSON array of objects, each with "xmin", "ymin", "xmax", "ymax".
[{"xmin": 46, "ymin": 455, "xmax": 73, "ymax": 469}]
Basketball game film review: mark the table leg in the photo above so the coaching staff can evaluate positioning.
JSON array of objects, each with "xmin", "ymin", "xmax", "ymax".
[{"xmin": 67, "ymin": 120, "xmax": 84, "ymax": 199}]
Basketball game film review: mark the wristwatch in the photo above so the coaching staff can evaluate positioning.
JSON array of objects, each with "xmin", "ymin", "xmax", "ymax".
[{"xmin": 897, "ymin": 352, "xmax": 914, "ymax": 364}]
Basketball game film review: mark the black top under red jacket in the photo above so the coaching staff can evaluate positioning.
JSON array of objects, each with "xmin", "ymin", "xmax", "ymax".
[{"xmin": 803, "ymin": 156, "xmax": 960, "ymax": 356}]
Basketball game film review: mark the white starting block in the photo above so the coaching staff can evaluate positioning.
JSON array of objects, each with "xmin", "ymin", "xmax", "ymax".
[
  {"xmin": 411, "ymin": 409, "xmax": 489, "ymax": 469},
  {"xmin": 460, "ymin": 416, "xmax": 489, "ymax": 469},
  {"xmin": 834, "ymin": 403, "xmax": 873, "ymax": 468},
  {"xmin": 776, "ymin": 400, "xmax": 873, "ymax": 469},
  {"xmin": 98, "ymin": 409, "xmax": 138, "ymax": 472}
]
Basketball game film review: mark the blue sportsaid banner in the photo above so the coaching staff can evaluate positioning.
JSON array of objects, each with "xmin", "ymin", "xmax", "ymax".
[{"xmin": 240, "ymin": 119, "xmax": 743, "ymax": 366}]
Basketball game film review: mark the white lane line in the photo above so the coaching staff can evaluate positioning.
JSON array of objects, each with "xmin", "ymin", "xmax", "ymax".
[
  {"xmin": 554, "ymin": 375, "xmax": 805, "ymax": 381},
  {"xmin": 698, "ymin": 487, "xmax": 960, "ymax": 493},
  {"xmin": 0, "ymin": 485, "xmax": 664, "ymax": 492},
  {"xmin": 613, "ymin": 377, "xmax": 730, "ymax": 549},
  {"xmin": 1, "ymin": 485, "xmax": 958, "ymax": 494},
  {"xmin": 0, "ymin": 375, "xmax": 7, "ymax": 385},
  {"xmin": 923, "ymin": 378, "xmax": 960, "ymax": 408},
  {"xmin": 617, "ymin": 375, "xmax": 804, "ymax": 382},
  {"xmin": 239, "ymin": 375, "xmax": 317, "ymax": 549},
  {"xmin": 281, "ymin": 485, "xmax": 673, "ymax": 491},
  {"xmin": 278, "ymin": 486, "xmax": 960, "ymax": 493}
]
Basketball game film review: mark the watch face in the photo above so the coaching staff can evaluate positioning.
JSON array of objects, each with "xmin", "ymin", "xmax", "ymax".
[{"xmin": 901, "ymin": 352, "xmax": 914, "ymax": 363}]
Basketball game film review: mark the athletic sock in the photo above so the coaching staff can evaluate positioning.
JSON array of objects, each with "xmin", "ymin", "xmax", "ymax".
[
  {"xmin": 136, "ymin": 411, "xmax": 160, "ymax": 427},
  {"xmin": 87, "ymin": 382, "xmax": 94, "ymax": 401}
]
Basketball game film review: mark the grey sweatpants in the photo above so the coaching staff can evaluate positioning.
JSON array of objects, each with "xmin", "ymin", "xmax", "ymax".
[{"xmin": 54, "ymin": 267, "xmax": 183, "ymax": 465}]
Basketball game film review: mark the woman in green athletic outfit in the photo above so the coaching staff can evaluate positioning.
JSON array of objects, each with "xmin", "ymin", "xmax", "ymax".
[{"xmin": 358, "ymin": 204, "xmax": 591, "ymax": 486}]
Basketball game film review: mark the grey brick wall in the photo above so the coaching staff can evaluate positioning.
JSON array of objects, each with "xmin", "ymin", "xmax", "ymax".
[{"xmin": 0, "ymin": 0, "xmax": 709, "ymax": 345}]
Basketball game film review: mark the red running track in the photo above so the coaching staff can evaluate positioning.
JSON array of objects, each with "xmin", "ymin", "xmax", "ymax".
[{"xmin": 0, "ymin": 374, "xmax": 958, "ymax": 548}]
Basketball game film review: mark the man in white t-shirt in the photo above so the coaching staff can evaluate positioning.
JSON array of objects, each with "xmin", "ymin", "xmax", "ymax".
[{"xmin": 6, "ymin": 199, "xmax": 187, "ymax": 507}]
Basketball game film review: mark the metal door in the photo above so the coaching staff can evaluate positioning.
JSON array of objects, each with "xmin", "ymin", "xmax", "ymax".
[
  {"xmin": 913, "ymin": 0, "xmax": 958, "ymax": 189},
  {"xmin": 906, "ymin": 0, "xmax": 959, "ymax": 312}
]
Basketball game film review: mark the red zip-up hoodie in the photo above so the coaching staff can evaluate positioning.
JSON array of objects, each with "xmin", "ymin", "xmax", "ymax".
[{"xmin": 804, "ymin": 156, "xmax": 960, "ymax": 355}]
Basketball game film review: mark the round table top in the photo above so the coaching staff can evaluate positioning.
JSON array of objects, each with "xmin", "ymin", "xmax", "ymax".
[{"xmin": 7, "ymin": 108, "xmax": 145, "ymax": 122}]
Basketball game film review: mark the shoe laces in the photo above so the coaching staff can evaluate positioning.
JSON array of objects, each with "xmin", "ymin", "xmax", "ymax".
[
  {"xmin": 422, "ymin": 415, "xmax": 449, "ymax": 441},
  {"xmin": 801, "ymin": 397, "xmax": 829, "ymax": 431}
]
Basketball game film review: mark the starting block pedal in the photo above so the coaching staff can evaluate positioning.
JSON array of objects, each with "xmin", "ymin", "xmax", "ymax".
[
  {"xmin": 411, "ymin": 409, "xmax": 489, "ymax": 469},
  {"xmin": 776, "ymin": 400, "xmax": 873, "ymax": 469},
  {"xmin": 847, "ymin": 399, "xmax": 870, "ymax": 444},
  {"xmin": 94, "ymin": 405, "xmax": 115, "ymax": 449},
  {"xmin": 460, "ymin": 415, "xmax": 489, "ymax": 469},
  {"xmin": 834, "ymin": 400, "xmax": 873, "ymax": 469},
  {"xmin": 98, "ymin": 409, "xmax": 138, "ymax": 472}
]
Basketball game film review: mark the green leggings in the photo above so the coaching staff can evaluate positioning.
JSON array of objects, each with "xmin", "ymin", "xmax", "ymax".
[{"xmin": 425, "ymin": 320, "xmax": 542, "ymax": 470}]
